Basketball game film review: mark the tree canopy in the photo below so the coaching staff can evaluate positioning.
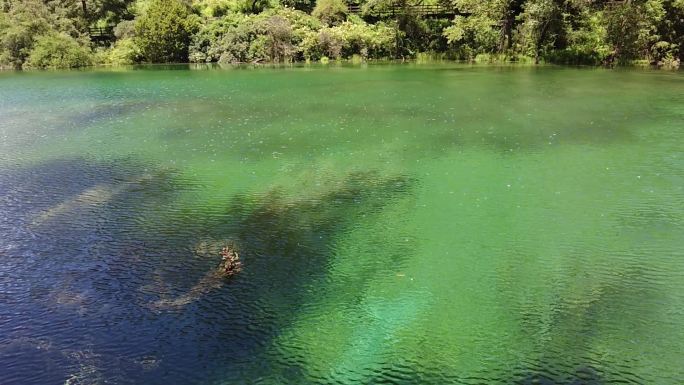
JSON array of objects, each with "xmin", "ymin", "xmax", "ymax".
[{"xmin": 0, "ymin": 0, "xmax": 682, "ymax": 68}]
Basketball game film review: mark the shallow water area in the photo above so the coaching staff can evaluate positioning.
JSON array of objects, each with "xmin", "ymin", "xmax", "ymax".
[{"xmin": 1, "ymin": 64, "xmax": 683, "ymax": 384}]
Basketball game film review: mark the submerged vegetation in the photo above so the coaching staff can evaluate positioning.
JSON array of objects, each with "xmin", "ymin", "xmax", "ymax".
[{"xmin": 0, "ymin": 0, "xmax": 682, "ymax": 68}]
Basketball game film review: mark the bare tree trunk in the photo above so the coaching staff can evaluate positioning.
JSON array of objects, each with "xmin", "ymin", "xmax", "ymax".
[{"xmin": 81, "ymin": 0, "xmax": 88, "ymax": 19}]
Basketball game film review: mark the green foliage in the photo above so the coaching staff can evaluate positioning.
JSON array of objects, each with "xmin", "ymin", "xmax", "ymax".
[
  {"xmin": 652, "ymin": 0, "xmax": 683, "ymax": 63},
  {"xmin": 237, "ymin": 0, "xmax": 277, "ymax": 14},
  {"xmin": 187, "ymin": 6, "xmax": 395, "ymax": 63},
  {"xmin": 190, "ymin": 8, "xmax": 319, "ymax": 63},
  {"xmin": 108, "ymin": 37, "xmax": 142, "ymax": 64},
  {"xmin": 604, "ymin": 1, "xmax": 664, "ymax": 64},
  {"xmin": 192, "ymin": 12, "xmax": 288, "ymax": 63},
  {"xmin": 515, "ymin": 0, "xmax": 558, "ymax": 63},
  {"xmin": 25, "ymin": 33, "xmax": 92, "ymax": 68},
  {"xmin": 135, "ymin": 0, "xmax": 199, "ymax": 62},
  {"xmin": 312, "ymin": 0, "xmax": 348, "ymax": 26},
  {"xmin": 190, "ymin": 15, "xmax": 245, "ymax": 62},
  {"xmin": 302, "ymin": 20, "xmax": 395, "ymax": 60},
  {"xmin": 443, "ymin": 14, "xmax": 501, "ymax": 59},
  {"xmin": 650, "ymin": 40, "xmax": 680, "ymax": 67},
  {"xmin": 0, "ymin": 0, "xmax": 89, "ymax": 68},
  {"xmin": 548, "ymin": 10, "xmax": 611, "ymax": 65},
  {"xmin": 443, "ymin": 0, "xmax": 509, "ymax": 59},
  {"xmin": 192, "ymin": 0, "xmax": 235, "ymax": 17},
  {"xmin": 113, "ymin": 19, "xmax": 136, "ymax": 39},
  {"xmin": 280, "ymin": 0, "xmax": 315, "ymax": 13},
  {"xmin": 2, "ymin": 0, "xmax": 684, "ymax": 68}
]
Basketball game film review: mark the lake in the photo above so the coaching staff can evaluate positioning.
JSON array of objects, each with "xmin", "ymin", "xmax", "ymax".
[{"xmin": 0, "ymin": 64, "xmax": 683, "ymax": 384}]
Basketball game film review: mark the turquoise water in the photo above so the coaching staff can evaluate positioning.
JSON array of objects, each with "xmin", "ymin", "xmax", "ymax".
[{"xmin": 0, "ymin": 64, "xmax": 683, "ymax": 384}]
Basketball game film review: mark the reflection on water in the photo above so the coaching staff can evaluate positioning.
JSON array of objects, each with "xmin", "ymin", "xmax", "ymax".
[{"xmin": 0, "ymin": 65, "xmax": 683, "ymax": 384}]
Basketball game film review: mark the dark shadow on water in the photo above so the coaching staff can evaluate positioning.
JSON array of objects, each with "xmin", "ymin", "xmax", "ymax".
[
  {"xmin": 145, "ymin": 170, "xmax": 417, "ymax": 383},
  {"xmin": 0, "ymin": 157, "xmax": 661, "ymax": 384},
  {"xmin": 0, "ymin": 158, "xmax": 416, "ymax": 385}
]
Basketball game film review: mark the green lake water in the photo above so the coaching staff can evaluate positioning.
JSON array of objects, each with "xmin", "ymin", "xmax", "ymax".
[{"xmin": 0, "ymin": 64, "xmax": 683, "ymax": 384}]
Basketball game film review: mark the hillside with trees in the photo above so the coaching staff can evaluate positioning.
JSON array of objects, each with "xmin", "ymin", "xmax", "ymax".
[{"xmin": 1, "ymin": 0, "xmax": 682, "ymax": 69}]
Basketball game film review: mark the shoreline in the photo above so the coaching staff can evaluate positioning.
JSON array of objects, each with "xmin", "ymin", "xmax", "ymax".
[{"xmin": 1, "ymin": 60, "xmax": 681, "ymax": 73}]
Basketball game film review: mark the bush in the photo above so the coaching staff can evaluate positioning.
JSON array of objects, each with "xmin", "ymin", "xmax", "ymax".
[
  {"xmin": 215, "ymin": 15, "xmax": 266, "ymax": 63},
  {"xmin": 312, "ymin": 0, "xmax": 348, "ymax": 26},
  {"xmin": 25, "ymin": 33, "xmax": 92, "ymax": 68},
  {"xmin": 135, "ymin": 0, "xmax": 199, "ymax": 63},
  {"xmin": 191, "ymin": 8, "xmax": 322, "ymax": 63},
  {"xmin": 191, "ymin": 7, "xmax": 393, "ymax": 64},
  {"xmin": 108, "ymin": 38, "xmax": 142, "ymax": 65},
  {"xmin": 0, "ymin": 24, "xmax": 37, "ymax": 68},
  {"xmin": 302, "ymin": 28, "xmax": 343, "ymax": 59},
  {"xmin": 0, "ymin": 1, "xmax": 54, "ymax": 68},
  {"xmin": 113, "ymin": 20, "xmax": 136, "ymax": 40},
  {"xmin": 650, "ymin": 40, "xmax": 680, "ymax": 68},
  {"xmin": 216, "ymin": 14, "xmax": 297, "ymax": 63},
  {"xmin": 444, "ymin": 15, "xmax": 500, "ymax": 60},
  {"xmin": 263, "ymin": 15, "xmax": 296, "ymax": 61},
  {"xmin": 192, "ymin": 0, "xmax": 235, "ymax": 17},
  {"xmin": 547, "ymin": 11, "xmax": 611, "ymax": 65},
  {"xmin": 190, "ymin": 15, "xmax": 247, "ymax": 62},
  {"xmin": 303, "ymin": 21, "xmax": 395, "ymax": 60},
  {"xmin": 604, "ymin": 2, "xmax": 663, "ymax": 64}
]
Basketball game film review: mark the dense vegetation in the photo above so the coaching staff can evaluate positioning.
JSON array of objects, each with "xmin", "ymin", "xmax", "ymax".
[{"xmin": 1, "ymin": 0, "xmax": 682, "ymax": 69}]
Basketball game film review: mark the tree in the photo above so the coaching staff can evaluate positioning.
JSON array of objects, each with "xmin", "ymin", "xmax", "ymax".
[
  {"xmin": 517, "ymin": 0, "xmax": 559, "ymax": 63},
  {"xmin": 25, "ymin": 32, "xmax": 92, "ymax": 68},
  {"xmin": 312, "ymin": 0, "xmax": 348, "ymax": 26},
  {"xmin": 134, "ymin": 0, "xmax": 198, "ymax": 63},
  {"xmin": 78, "ymin": 0, "xmax": 136, "ymax": 24},
  {"xmin": 604, "ymin": 3, "xmax": 639, "ymax": 63},
  {"xmin": 443, "ymin": 0, "xmax": 511, "ymax": 59},
  {"xmin": 0, "ymin": 0, "xmax": 88, "ymax": 68}
]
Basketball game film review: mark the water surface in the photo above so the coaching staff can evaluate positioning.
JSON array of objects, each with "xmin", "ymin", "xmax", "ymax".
[{"xmin": 1, "ymin": 65, "xmax": 683, "ymax": 384}]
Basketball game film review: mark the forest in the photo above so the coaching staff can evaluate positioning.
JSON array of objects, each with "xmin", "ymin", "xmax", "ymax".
[{"xmin": 0, "ymin": 0, "xmax": 682, "ymax": 69}]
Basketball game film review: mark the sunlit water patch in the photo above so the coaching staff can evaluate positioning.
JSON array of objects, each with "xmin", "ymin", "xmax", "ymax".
[{"xmin": 0, "ymin": 65, "xmax": 683, "ymax": 384}]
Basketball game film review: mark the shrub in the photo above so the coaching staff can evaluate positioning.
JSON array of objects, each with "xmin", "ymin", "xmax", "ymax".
[
  {"xmin": 190, "ymin": 15, "xmax": 247, "ymax": 62},
  {"xmin": 135, "ymin": 0, "xmax": 199, "ymax": 63},
  {"xmin": 191, "ymin": 8, "xmax": 322, "ymax": 63},
  {"xmin": 302, "ymin": 28, "xmax": 343, "ymax": 59},
  {"xmin": 264, "ymin": 15, "xmax": 296, "ymax": 61},
  {"xmin": 444, "ymin": 15, "xmax": 500, "ymax": 60},
  {"xmin": 650, "ymin": 40, "xmax": 680, "ymax": 68},
  {"xmin": 192, "ymin": 0, "xmax": 235, "ymax": 17},
  {"xmin": 25, "ymin": 33, "xmax": 92, "ymax": 68},
  {"xmin": 0, "ymin": 1, "xmax": 53, "ymax": 68},
  {"xmin": 215, "ymin": 15, "xmax": 265, "ymax": 63},
  {"xmin": 0, "ymin": 24, "xmax": 37, "ymax": 68},
  {"xmin": 215, "ymin": 14, "xmax": 297, "ymax": 63},
  {"xmin": 113, "ymin": 20, "xmax": 136, "ymax": 40},
  {"xmin": 547, "ymin": 11, "xmax": 610, "ymax": 65},
  {"xmin": 108, "ymin": 38, "xmax": 142, "ymax": 65},
  {"xmin": 303, "ymin": 21, "xmax": 395, "ymax": 60},
  {"xmin": 312, "ymin": 0, "xmax": 348, "ymax": 26}
]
